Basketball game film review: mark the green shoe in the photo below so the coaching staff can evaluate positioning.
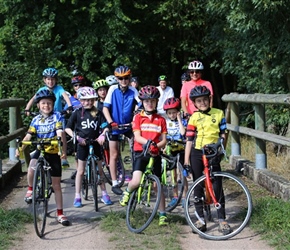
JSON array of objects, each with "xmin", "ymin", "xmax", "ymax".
[
  {"xmin": 119, "ymin": 190, "xmax": 130, "ymax": 206},
  {"xmin": 159, "ymin": 215, "xmax": 169, "ymax": 226}
]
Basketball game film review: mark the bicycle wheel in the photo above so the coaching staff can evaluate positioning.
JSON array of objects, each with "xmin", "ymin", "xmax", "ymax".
[
  {"xmin": 184, "ymin": 172, "xmax": 253, "ymax": 240},
  {"xmin": 33, "ymin": 163, "xmax": 47, "ymax": 238},
  {"xmin": 90, "ymin": 157, "xmax": 98, "ymax": 212},
  {"xmin": 126, "ymin": 174, "xmax": 161, "ymax": 233},
  {"xmin": 81, "ymin": 171, "xmax": 89, "ymax": 200},
  {"xmin": 164, "ymin": 162, "xmax": 185, "ymax": 212}
]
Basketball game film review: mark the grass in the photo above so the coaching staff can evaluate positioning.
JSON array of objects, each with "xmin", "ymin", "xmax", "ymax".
[{"xmin": 0, "ymin": 207, "xmax": 33, "ymax": 250}]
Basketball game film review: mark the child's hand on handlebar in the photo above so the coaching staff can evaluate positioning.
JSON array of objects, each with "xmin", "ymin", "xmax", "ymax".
[
  {"xmin": 77, "ymin": 136, "xmax": 86, "ymax": 146},
  {"xmin": 110, "ymin": 122, "xmax": 118, "ymax": 130},
  {"xmin": 149, "ymin": 142, "xmax": 159, "ymax": 156},
  {"xmin": 96, "ymin": 134, "xmax": 105, "ymax": 145}
]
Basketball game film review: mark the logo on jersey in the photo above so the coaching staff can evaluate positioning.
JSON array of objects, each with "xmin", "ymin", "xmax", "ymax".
[{"xmin": 81, "ymin": 119, "xmax": 98, "ymax": 130}]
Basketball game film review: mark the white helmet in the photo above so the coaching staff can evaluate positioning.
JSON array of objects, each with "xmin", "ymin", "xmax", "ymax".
[
  {"xmin": 77, "ymin": 87, "xmax": 98, "ymax": 100},
  {"xmin": 188, "ymin": 60, "xmax": 204, "ymax": 70},
  {"xmin": 106, "ymin": 75, "xmax": 118, "ymax": 85}
]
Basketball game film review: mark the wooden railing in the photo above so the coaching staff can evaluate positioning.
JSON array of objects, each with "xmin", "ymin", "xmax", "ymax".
[
  {"xmin": 222, "ymin": 93, "xmax": 290, "ymax": 169},
  {"xmin": 0, "ymin": 98, "xmax": 27, "ymax": 176}
]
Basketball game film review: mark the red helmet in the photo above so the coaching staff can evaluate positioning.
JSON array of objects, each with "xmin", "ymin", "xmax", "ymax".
[
  {"xmin": 71, "ymin": 76, "xmax": 85, "ymax": 85},
  {"xmin": 163, "ymin": 97, "xmax": 181, "ymax": 111},
  {"xmin": 138, "ymin": 85, "xmax": 160, "ymax": 100}
]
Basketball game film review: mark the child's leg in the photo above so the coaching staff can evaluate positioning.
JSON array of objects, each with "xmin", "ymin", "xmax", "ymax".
[
  {"xmin": 27, "ymin": 159, "xmax": 38, "ymax": 187},
  {"xmin": 52, "ymin": 176, "xmax": 63, "ymax": 210},
  {"xmin": 98, "ymin": 161, "xmax": 113, "ymax": 205},
  {"xmin": 75, "ymin": 159, "xmax": 86, "ymax": 195}
]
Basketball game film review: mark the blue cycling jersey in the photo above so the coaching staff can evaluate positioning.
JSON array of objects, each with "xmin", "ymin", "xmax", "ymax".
[{"xmin": 103, "ymin": 85, "xmax": 140, "ymax": 135}]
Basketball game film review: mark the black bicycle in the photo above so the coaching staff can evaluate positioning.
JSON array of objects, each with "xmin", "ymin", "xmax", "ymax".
[{"xmin": 16, "ymin": 137, "xmax": 63, "ymax": 238}]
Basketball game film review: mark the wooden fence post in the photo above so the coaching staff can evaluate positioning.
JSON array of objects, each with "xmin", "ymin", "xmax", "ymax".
[
  {"xmin": 9, "ymin": 106, "xmax": 17, "ymax": 161},
  {"xmin": 254, "ymin": 104, "xmax": 267, "ymax": 169},
  {"xmin": 230, "ymin": 102, "xmax": 241, "ymax": 155}
]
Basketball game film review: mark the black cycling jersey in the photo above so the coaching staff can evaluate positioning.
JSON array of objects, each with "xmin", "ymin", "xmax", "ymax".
[{"xmin": 66, "ymin": 107, "xmax": 106, "ymax": 139}]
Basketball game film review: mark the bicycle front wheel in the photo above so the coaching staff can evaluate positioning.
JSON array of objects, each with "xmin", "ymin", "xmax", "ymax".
[
  {"xmin": 90, "ymin": 157, "xmax": 98, "ymax": 212},
  {"xmin": 164, "ymin": 162, "xmax": 185, "ymax": 212},
  {"xmin": 33, "ymin": 163, "xmax": 48, "ymax": 238},
  {"xmin": 184, "ymin": 171, "xmax": 253, "ymax": 240},
  {"xmin": 126, "ymin": 174, "xmax": 161, "ymax": 233},
  {"xmin": 81, "ymin": 174, "xmax": 89, "ymax": 200}
]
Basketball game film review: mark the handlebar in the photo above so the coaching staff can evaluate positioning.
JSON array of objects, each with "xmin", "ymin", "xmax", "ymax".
[{"xmin": 202, "ymin": 137, "xmax": 226, "ymax": 159}]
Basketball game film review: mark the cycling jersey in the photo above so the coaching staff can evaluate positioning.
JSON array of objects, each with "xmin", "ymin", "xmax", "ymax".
[
  {"xmin": 66, "ymin": 107, "xmax": 107, "ymax": 140},
  {"xmin": 180, "ymin": 79, "xmax": 213, "ymax": 114},
  {"xmin": 27, "ymin": 112, "xmax": 63, "ymax": 154},
  {"xmin": 165, "ymin": 117, "xmax": 187, "ymax": 152},
  {"xmin": 103, "ymin": 85, "xmax": 140, "ymax": 135},
  {"xmin": 186, "ymin": 108, "xmax": 226, "ymax": 150},
  {"xmin": 132, "ymin": 110, "xmax": 167, "ymax": 151},
  {"xmin": 38, "ymin": 85, "xmax": 66, "ymax": 112}
]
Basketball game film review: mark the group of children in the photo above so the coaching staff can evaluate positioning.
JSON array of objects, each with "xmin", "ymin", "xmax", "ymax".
[{"xmin": 18, "ymin": 63, "xmax": 230, "ymax": 234}]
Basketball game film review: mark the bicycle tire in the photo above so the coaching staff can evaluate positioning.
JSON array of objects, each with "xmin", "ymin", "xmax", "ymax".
[
  {"xmin": 184, "ymin": 171, "xmax": 253, "ymax": 240},
  {"xmin": 81, "ymin": 172, "xmax": 89, "ymax": 200},
  {"xmin": 126, "ymin": 174, "xmax": 161, "ymax": 233},
  {"xmin": 90, "ymin": 157, "xmax": 98, "ymax": 212},
  {"xmin": 116, "ymin": 153, "xmax": 125, "ymax": 187},
  {"xmin": 33, "ymin": 162, "xmax": 47, "ymax": 238},
  {"xmin": 164, "ymin": 162, "xmax": 185, "ymax": 212}
]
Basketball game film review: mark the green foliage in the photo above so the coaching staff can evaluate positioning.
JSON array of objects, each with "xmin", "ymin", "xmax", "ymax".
[
  {"xmin": 251, "ymin": 197, "xmax": 290, "ymax": 249},
  {"xmin": 0, "ymin": 208, "xmax": 33, "ymax": 250}
]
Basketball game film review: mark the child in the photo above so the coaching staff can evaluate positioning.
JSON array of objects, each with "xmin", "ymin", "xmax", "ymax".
[
  {"xmin": 119, "ymin": 85, "xmax": 169, "ymax": 226},
  {"xmin": 92, "ymin": 79, "xmax": 109, "ymax": 112},
  {"xmin": 65, "ymin": 87, "xmax": 113, "ymax": 207},
  {"xmin": 25, "ymin": 67, "xmax": 72, "ymax": 168},
  {"xmin": 18, "ymin": 89, "xmax": 69, "ymax": 226},
  {"xmin": 183, "ymin": 85, "xmax": 231, "ymax": 235},
  {"xmin": 162, "ymin": 97, "xmax": 188, "ymax": 208}
]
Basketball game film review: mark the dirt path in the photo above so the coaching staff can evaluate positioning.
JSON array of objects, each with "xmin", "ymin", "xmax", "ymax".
[{"xmin": 1, "ymin": 166, "xmax": 273, "ymax": 250}]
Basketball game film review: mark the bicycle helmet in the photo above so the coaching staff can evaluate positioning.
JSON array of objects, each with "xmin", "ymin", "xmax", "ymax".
[
  {"xmin": 138, "ymin": 85, "xmax": 160, "ymax": 100},
  {"xmin": 188, "ymin": 61, "xmax": 204, "ymax": 70},
  {"xmin": 42, "ymin": 68, "xmax": 58, "ymax": 78},
  {"xmin": 71, "ymin": 76, "xmax": 85, "ymax": 85},
  {"xmin": 105, "ymin": 75, "xmax": 118, "ymax": 85},
  {"xmin": 35, "ymin": 89, "xmax": 56, "ymax": 103},
  {"xmin": 181, "ymin": 72, "xmax": 191, "ymax": 81},
  {"xmin": 114, "ymin": 65, "xmax": 131, "ymax": 77},
  {"xmin": 92, "ymin": 79, "xmax": 109, "ymax": 90},
  {"xmin": 130, "ymin": 77, "xmax": 138, "ymax": 83},
  {"xmin": 189, "ymin": 85, "xmax": 210, "ymax": 102},
  {"xmin": 77, "ymin": 87, "xmax": 98, "ymax": 100},
  {"xmin": 163, "ymin": 97, "xmax": 181, "ymax": 111},
  {"xmin": 158, "ymin": 75, "xmax": 167, "ymax": 82}
]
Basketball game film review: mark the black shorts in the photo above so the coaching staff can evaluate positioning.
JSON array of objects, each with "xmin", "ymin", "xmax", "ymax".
[
  {"xmin": 109, "ymin": 130, "xmax": 133, "ymax": 141},
  {"xmin": 31, "ymin": 150, "xmax": 61, "ymax": 177},
  {"xmin": 77, "ymin": 142, "xmax": 102, "ymax": 161},
  {"xmin": 133, "ymin": 152, "xmax": 161, "ymax": 178}
]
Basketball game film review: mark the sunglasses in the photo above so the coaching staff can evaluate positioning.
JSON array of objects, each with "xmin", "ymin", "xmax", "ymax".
[
  {"xmin": 189, "ymin": 70, "xmax": 201, "ymax": 74},
  {"xmin": 73, "ymin": 83, "xmax": 81, "ymax": 87},
  {"xmin": 117, "ymin": 77, "xmax": 129, "ymax": 80}
]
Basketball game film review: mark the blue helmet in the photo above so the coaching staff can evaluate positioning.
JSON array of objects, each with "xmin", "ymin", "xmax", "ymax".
[
  {"xmin": 42, "ymin": 68, "xmax": 58, "ymax": 78},
  {"xmin": 35, "ymin": 89, "xmax": 56, "ymax": 103}
]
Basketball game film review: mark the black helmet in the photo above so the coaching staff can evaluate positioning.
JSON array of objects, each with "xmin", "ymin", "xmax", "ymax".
[
  {"xmin": 35, "ymin": 89, "xmax": 56, "ymax": 103},
  {"xmin": 189, "ymin": 86, "xmax": 210, "ymax": 102}
]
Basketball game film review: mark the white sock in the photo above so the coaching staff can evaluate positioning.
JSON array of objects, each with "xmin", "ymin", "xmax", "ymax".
[{"xmin": 112, "ymin": 180, "xmax": 118, "ymax": 186}]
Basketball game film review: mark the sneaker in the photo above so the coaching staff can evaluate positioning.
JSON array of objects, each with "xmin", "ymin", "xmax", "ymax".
[
  {"xmin": 192, "ymin": 220, "xmax": 207, "ymax": 233},
  {"xmin": 167, "ymin": 197, "xmax": 178, "ymax": 207},
  {"xmin": 218, "ymin": 221, "xmax": 232, "ymax": 235},
  {"xmin": 159, "ymin": 215, "xmax": 169, "ymax": 226},
  {"xmin": 62, "ymin": 159, "xmax": 70, "ymax": 169},
  {"xmin": 71, "ymin": 170, "xmax": 77, "ymax": 180},
  {"xmin": 119, "ymin": 190, "xmax": 131, "ymax": 206},
  {"xmin": 57, "ymin": 214, "xmax": 70, "ymax": 226},
  {"xmin": 73, "ymin": 198, "xmax": 82, "ymax": 208},
  {"xmin": 24, "ymin": 190, "xmax": 33, "ymax": 204},
  {"xmin": 112, "ymin": 185, "xmax": 123, "ymax": 195},
  {"xmin": 101, "ymin": 194, "xmax": 113, "ymax": 205}
]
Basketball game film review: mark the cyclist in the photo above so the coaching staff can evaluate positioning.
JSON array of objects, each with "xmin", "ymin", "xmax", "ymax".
[
  {"xmin": 24, "ymin": 67, "xmax": 72, "ymax": 168},
  {"xmin": 156, "ymin": 75, "xmax": 174, "ymax": 117},
  {"xmin": 183, "ymin": 85, "xmax": 231, "ymax": 235},
  {"xmin": 65, "ymin": 87, "xmax": 113, "ymax": 207},
  {"xmin": 92, "ymin": 79, "xmax": 109, "ymax": 112},
  {"xmin": 71, "ymin": 75, "xmax": 86, "ymax": 98},
  {"xmin": 17, "ymin": 89, "xmax": 69, "ymax": 226},
  {"xmin": 105, "ymin": 75, "xmax": 119, "ymax": 86},
  {"xmin": 181, "ymin": 72, "xmax": 191, "ymax": 85},
  {"xmin": 162, "ymin": 97, "xmax": 188, "ymax": 208},
  {"xmin": 180, "ymin": 61, "xmax": 213, "ymax": 116},
  {"xmin": 119, "ymin": 85, "xmax": 169, "ymax": 226},
  {"xmin": 130, "ymin": 76, "xmax": 139, "ymax": 90},
  {"xmin": 103, "ymin": 65, "xmax": 140, "ymax": 195}
]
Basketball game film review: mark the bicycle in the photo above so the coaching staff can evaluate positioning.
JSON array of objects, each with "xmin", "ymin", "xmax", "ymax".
[
  {"xmin": 183, "ymin": 137, "xmax": 253, "ymax": 240},
  {"xmin": 16, "ymin": 137, "xmax": 63, "ymax": 238},
  {"xmin": 81, "ymin": 139, "xmax": 102, "ymax": 212},
  {"xmin": 126, "ymin": 140, "xmax": 162, "ymax": 233},
  {"xmin": 101, "ymin": 123, "xmax": 132, "ymax": 187},
  {"xmin": 161, "ymin": 139, "xmax": 186, "ymax": 212}
]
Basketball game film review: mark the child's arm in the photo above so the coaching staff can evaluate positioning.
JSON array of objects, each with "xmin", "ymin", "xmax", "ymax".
[
  {"xmin": 62, "ymin": 92, "xmax": 72, "ymax": 110},
  {"xmin": 157, "ymin": 133, "xmax": 167, "ymax": 149},
  {"xmin": 177, "ymin": 112, "xmax": 186, "ymax": 136},
  {"xmin": 24, "ymin": 95, "xmax": 36, "ymax": 115},
  {"xmin": 184, "ymin": 140, "xmax": 192, "ymax": 165},
  {"xmin": 57, "ymin": 130, "xmax": 66, "ymax": 159}
]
